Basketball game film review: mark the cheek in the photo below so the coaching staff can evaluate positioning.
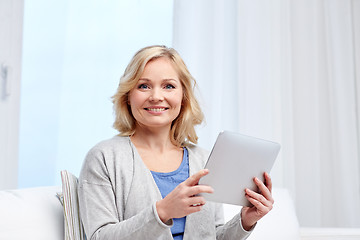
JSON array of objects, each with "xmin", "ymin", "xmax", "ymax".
[
  {"xmin": 171, "ymin": 96, "xmax": 183, "ymax": 110},
  {"xmin": 173, "ymin": 90, "xmax": 183, "ymax": 106},
  {"xmin": 129, "ymin": 91, "xmax": 144, "ymax": 107},
  {"xmin": 128, "ymin": 93, "xmax": 141, "ymax": 118}
]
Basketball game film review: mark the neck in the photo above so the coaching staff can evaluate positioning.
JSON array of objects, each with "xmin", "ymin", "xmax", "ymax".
[{"xmin": 130, "ymin": 124, "xmax": 177, "ymax": 152}]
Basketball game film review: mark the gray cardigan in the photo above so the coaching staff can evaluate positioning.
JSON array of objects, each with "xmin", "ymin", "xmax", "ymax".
[{"xmin": 78, "ymin": 136, "xmax": 252, "ymax": 240}]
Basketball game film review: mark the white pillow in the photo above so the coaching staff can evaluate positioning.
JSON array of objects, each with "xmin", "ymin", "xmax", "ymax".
[{"xmin": 0, "ymin": 186, "xmax": 64, "ymax": 240}]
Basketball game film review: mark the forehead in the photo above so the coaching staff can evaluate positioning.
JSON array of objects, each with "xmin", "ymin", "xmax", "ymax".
[{"xmin": 140, "ymin": 57, "xmax": 180, "ymax": 80}]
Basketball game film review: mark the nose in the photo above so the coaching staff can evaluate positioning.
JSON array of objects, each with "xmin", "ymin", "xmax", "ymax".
[{"xmin": 149, "ymin": 87, "xmax": 164, "ymax": 102}]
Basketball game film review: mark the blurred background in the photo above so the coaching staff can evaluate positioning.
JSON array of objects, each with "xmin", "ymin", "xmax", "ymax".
[{"xmin": 1, "ymin": 0, "xmax": 359, "ymax": 229}]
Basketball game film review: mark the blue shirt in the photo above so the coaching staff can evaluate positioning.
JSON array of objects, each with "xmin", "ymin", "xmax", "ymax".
[{"xmin": 151, "ymin": 148, "xmax": 189, "ymax": 240}]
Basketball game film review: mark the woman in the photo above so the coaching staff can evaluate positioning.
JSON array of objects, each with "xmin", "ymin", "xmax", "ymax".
[{"xmin": 78, "ymin": 45, "xmax": 274, "ymax": 240}]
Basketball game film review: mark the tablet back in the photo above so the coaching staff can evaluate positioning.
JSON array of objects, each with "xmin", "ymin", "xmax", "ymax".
[{"xmin": 199, "ymin": 131, "xmax": 280, "ymax": 206}]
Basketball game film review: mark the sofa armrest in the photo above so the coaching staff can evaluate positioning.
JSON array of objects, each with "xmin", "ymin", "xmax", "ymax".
[{"xmin": 300, "ymin": 227, "xmax": 360, "ymax": 240}]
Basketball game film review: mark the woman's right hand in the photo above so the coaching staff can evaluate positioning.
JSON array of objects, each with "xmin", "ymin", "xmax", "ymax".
[{"xmin": 156, "ymin": 169, "xmax": 214, "ymax": 223}]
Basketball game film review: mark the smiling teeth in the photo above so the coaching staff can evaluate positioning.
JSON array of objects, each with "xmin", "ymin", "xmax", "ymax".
[{"xmin": 147, "ymin": 108, "xmax": 166, "ymax": 112}]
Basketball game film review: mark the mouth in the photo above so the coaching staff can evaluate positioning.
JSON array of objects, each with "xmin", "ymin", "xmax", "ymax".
[{"xmin": 144, "ymin": 107, "xmax": 169, "ymax": 112}]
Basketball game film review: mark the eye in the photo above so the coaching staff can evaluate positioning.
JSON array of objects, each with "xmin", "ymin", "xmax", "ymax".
[
  {"xmin": 164, "ymin": 84, "xmax": 175, "ymax": 89},
  {"xmin": 138, "ymin": 83, "xmax": 149, "ymax": 89}
]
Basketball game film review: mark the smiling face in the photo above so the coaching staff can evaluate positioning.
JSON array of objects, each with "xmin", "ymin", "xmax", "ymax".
[{"xmin": 128, "ymin": 57, "xmax": 183, "ymax": 131}]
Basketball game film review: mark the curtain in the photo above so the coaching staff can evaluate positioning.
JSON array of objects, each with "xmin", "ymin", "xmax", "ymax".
[{"xmin": 173, "ymin": 0, "xmax": 360, "ymax": 227}]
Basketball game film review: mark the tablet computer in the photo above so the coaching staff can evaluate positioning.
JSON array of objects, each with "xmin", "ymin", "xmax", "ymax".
[{"xmin": 198, "ymin": 131, "xmax": 280, "ymax": 206}]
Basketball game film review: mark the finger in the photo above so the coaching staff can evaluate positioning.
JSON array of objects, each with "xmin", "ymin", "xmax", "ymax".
[
  {"xmin": 187, "ymin": 185, "xmax": 214, "ymax": 197},
  {"xmin": 187, "ymin": 196, "xmax": 206, "ymax": 207},
  {"xmin": 185, "ymin": 169, "xmax": 209, "ymax": 186},
  {"xmin": 186, "ymin": 205, "xmax": 203, "ymax": 215},
  {"xmin": 245, "ymin": 194, "xmax": 271, "ymax": 213},
  {"xmin": 264, "ymin": 172, "xmax": 272, "ymax": 193},
  {"xmin": 245, "ymin": 188, "xmax": 272, "ymax": 208},
  {"xmin": 254, "ymin": 177, "xmax": 273, "ymax": 203}
]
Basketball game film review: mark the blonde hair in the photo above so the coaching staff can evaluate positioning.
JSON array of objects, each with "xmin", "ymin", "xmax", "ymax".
[{"xmin": 112, "ymin": 45, "xmax": 204, "ymax": 146}]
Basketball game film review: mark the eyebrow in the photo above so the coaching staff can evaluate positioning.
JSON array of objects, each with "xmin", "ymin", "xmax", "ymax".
[{"xmin": 138, "ymin": 78, "xmax": 178, "ymax": 82}]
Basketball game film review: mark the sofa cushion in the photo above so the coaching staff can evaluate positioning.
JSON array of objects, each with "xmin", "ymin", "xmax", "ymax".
[{"xmin": 0, "ymin": 186, "xmax": 64, "ymax": 240}]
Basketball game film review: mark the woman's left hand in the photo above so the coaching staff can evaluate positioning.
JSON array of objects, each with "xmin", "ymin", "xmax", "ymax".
[{"xmin": 241, "ymin": 172, "xmax": 274, "ymax": 231}]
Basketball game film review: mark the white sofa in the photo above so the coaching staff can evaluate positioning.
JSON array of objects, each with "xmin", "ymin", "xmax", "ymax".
[{"xmin": 0, "ymin": 186, "xmax": 359, "ymax": 240}]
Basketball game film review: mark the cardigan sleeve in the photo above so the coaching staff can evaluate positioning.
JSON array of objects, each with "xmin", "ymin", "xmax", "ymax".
[
  {"xmin": 214, "ymin": 203, "xmax": 254, "ymax": 240},
  {"xmin": 78, "ymin": 146, "xmax": 173, "ymax": 240}
]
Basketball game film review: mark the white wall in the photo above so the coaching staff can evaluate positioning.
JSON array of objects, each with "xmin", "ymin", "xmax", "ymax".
[{"xmin": 19, "ymin": 0, "xmax": 174, "ymax": 188}]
